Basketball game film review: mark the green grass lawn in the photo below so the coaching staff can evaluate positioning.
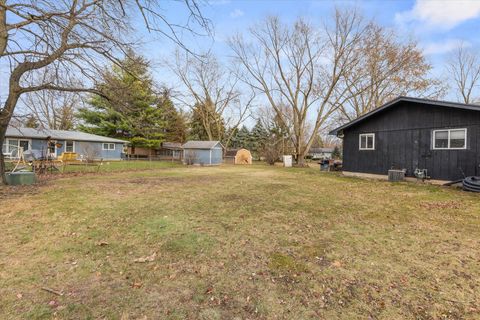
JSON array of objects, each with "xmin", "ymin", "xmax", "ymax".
[{"xmin": 1, "ymin": 165, "xmax": 479, "ymax": 319}]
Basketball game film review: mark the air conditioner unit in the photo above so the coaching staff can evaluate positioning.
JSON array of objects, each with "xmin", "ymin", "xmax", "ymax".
[{"xmin": 388, "ymin": 169, "xmax": 406, "ymax": 182}]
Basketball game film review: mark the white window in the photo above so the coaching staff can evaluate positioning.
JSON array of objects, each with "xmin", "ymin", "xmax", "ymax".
[
  {"xmin": 359, "ymin": 133, "xmax": 375, "ymax": 150},
  {"xmin": 65, "ymin": 141, "xmax": 75, "ymax": 152},
  {"xmin": 433, "ymin": 128, "xmax": 467, "ymax": 150},
  {"xmin": 2, "ymin": 139, "xmax": 30, "ymax": 158},
  {"xmin": 102, "ymin": 143, "xmax": 115, "ymax": 150}
]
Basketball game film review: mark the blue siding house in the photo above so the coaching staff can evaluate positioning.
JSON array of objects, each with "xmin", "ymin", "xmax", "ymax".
[
  {"xmin": 182, "ymin": 141, "xmax": 223, "ymax": 165},
  {"xmin": 3, "ymin": 127, "xmax": 127, "ymax": 160}
]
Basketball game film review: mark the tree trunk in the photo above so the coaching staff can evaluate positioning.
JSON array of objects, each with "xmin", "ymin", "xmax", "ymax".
[
  {"xmin": 0, "ymin": 0, "xmax": 7, "ymax": 56},
  {"xmin": 0, "ymin": 90, "xmax": 21, "ymax": 185},
  {"xmin": 0, "ymin": 124, "xmax": 7, "ymax": 185},
  {"xmin": 296, "ymin": 151, "xmax": 307, "ymax": 167},
  {"xmin": 294, "ymin": 135, "xmax": 308, "ymax": 167},
  {"xmin": 0, "ymin": 0, "xmax": 9, "ymax": 184}
]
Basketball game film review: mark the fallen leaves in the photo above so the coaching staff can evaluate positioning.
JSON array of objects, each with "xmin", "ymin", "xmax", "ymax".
[
  {"xmin": 205, "ymin": 287, "xmax": 214, "ymax": 294},
  {"xmin": 331, "ymin": 260, "xmax": 342, "ymax": 268}
]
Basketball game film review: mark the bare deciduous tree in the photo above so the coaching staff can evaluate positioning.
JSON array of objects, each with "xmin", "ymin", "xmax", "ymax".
[
  {"xmin": 447, "ymin": 44, "xmax": 480, "ymax": 104},
  {"xmin": 0, "ymin": 0, "xmax": 210, "ymax": 183},
  {"xmin": 229, "ymin": 10, "xmax": 366, "ymax": 166},
  {"xmin": 256, "ymin": 105, "xmax": 292, "ymax": 164},
  {"xmin": 21, "ymin": 85, "xmax": 81, "ymax": 130},
  {"xmin": 169, "ymin": 50, "xmax": 252, "ymax": 148},
  {"xmin": 337, "ymin": 23, "xmax": 445, "ymax": 122}
]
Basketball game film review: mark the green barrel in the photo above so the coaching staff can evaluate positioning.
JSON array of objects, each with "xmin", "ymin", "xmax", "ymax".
[{"xmin": 5, "ymin": 172, "xmax": 36, "ymax": 185}]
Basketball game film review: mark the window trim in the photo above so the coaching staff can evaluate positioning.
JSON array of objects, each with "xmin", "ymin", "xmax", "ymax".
[
  {"xmin": 2, "ymin": 138, "xmax": 32, "ymax": 157},
  {"xmin": 102, "ymin": 143, "xmax": 115, "ymax": 151},
  {"xmin": 432, "ymin": 128, "xmax": 467, "ymax": 150},
  {"xmin": 359, "ymin": 133, "xmax": 375, "ymax": 150},
  {"xmin": 18, "ymin": 139, "xmax": 31, "ymax": 152},
  {"xmin": 65, "ymin": 140, "xmax": 75, "ymax": 153}
]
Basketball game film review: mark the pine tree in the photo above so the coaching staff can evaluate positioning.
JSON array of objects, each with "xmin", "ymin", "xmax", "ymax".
[
  {"xmin": 189, "ymin": 100, "xmax": 225, "ymax": 141},
  {"xmin": 227, "ymin": 127, "xmax": 239, "ymax": 148},
  {"xmin": 157, "ymin": 92, "xmax": 187, "ymax": 143},
  {"xmin": 236, "ymin": 125, "xmax": 251, "ymax": 149},
  {"xmin": 250, "ymin": 119, "xmax": 269, "ymax": 155},
  {"xmin": 77, "ymin": 52, "xmax": 165, "ymax": 148}
]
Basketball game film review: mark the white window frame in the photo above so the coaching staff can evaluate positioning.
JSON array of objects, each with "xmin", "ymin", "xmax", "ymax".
[
  {"xmin": 102, "ymin": 143, "xmax": 115, "ymax": 151},
  {"xmin": 432, "ymin": 128, "xmax": 467, "ymax": 150},
  {"xmin": 65, "ymin": 140, "xmax": 75, "ymax": 153},
  {"xmin": 359, "ymin": 133, "xmax": 375, "ymax": 150},
  {"xmin": 2, "ymin": 138, "xmax": 32, "ymax": 158}
]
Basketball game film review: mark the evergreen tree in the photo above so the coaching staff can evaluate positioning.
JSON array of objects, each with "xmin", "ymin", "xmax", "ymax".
[
  {"xmin": 250, "ymin": 119, "xmax": 269, "ymax": 155},
  {"xmin": 77, "ymin": 52, "xmax": 165, "ymax": 148},
  {"xmin": 189, "ymin": 100, "xmax": 225, "ymax": 141},
  {"xmin": 157, "ymin": 92, "xmax": 187, "ymax": 143},
  {"xmin": 237, "ymin": 125, "xmax": 251, "ymax": 148},
  {"xmin": 227, "ymin": 127, "xmax": 239, "ymax": 148},
  {"xmin": 228, "ymin": 125, "xmax": 252, "ymax": 149}
]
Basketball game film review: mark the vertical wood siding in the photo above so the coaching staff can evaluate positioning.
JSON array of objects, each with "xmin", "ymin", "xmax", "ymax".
[{"xmin": 342, "ymin": 101, "xmax": 480, "ymax": 181}]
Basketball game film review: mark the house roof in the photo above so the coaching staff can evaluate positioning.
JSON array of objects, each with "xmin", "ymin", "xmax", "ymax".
[
  {"xmin": 329, "ymin": 96, "xmax": 480, "ymax": 136},
  {"xmin": 162, "ymin": 142, "xmax": 183, "ymax": 150},
  {"xmin": 6, "ymin": 127, "xmax": 127, "ymax": 143},
  {"xmin": 182, "ymin": 140, "xmax": 223, "ymax": 149},
  {"xmin": 309, "ymin": 147, "xmax": 334, "ymax": 153},
  {"xmin": 225, "ymin": 149, "xmax": 241, "ymax": 157}
]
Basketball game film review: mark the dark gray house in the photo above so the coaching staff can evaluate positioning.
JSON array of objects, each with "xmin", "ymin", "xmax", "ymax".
[
  {"xmin": 330, "ymin": 97, "xmax": 480, "ymax": 182},
  {"xmin": 182, "ymin": 141, "xmax": 223, "ymax": 165}
]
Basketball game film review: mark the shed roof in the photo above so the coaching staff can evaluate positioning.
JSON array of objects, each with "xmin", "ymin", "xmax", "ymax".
[
  {"xmin": 6, "ymin": 127, "xmax": 127, "ymax": 143},
  {"xmin": 182, "ymin": 140, "xmax": 223, "ymax": 149},
  {"xmin": 329, "ymin": 96, "xmax": 480, "ymax": 136}
]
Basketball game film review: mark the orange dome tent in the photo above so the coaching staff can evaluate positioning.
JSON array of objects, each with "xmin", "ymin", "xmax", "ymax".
[{"xmin": 234, "ymin": 148, "xmax": 252, "ymax": 165}]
